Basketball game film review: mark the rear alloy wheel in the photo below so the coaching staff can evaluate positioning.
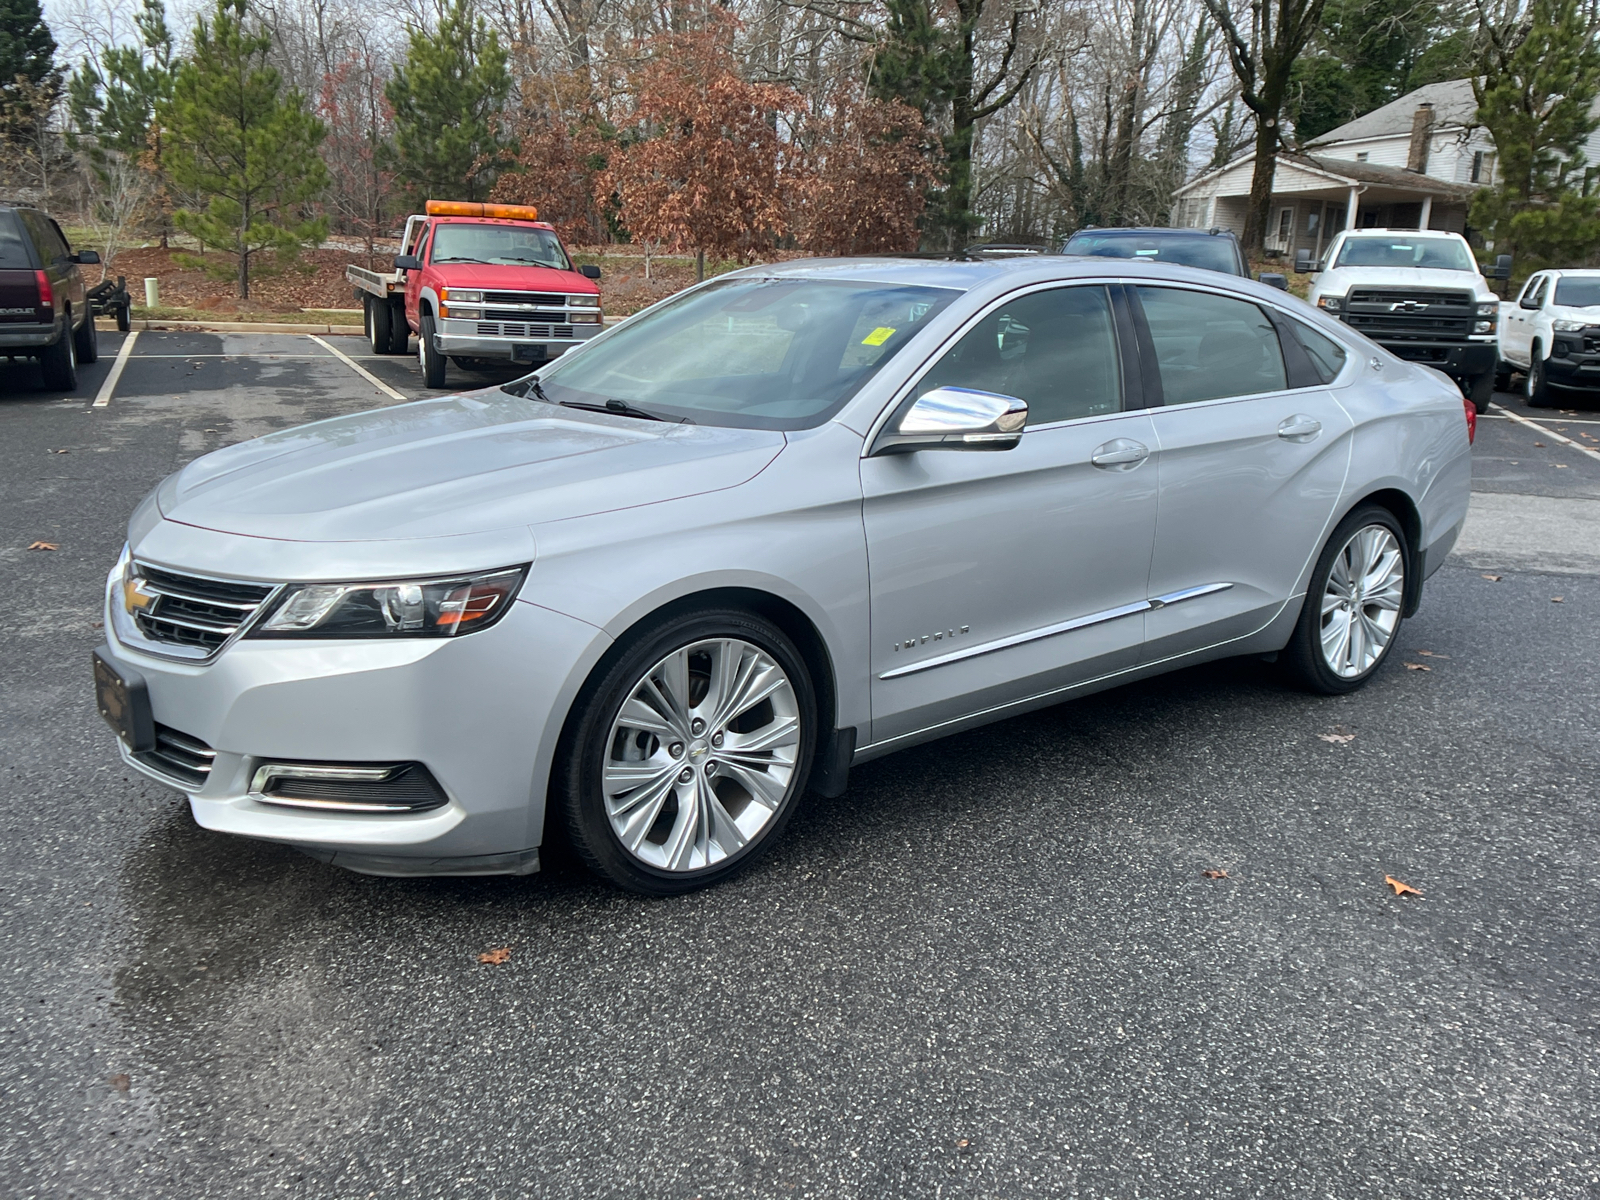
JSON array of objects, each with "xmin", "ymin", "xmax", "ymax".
[
  {"xmin": 1283, "ymin": 504, "xmax": 1408, "ymax": 694},
  {"xmin": 38, "ymin": 325, "xmax": 77, "ymax": 391},
  {"xmin": 557, "ymin": 610, "xmax": 816, "ymax": 894},
  {"xmin": 74, "ymin": 312, "xmax": 98, "ymax": 364},
  {"xmin": 1526, "ymin": 351, "xmax": 1555, "ymax": 408},
  {"xmin": 418, "ymin": 310, "xmax": 446, "ymax": 387}
]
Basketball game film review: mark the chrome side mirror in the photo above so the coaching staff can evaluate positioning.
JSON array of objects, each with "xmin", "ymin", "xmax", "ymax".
[{"xmin": 873, "ymin": 386, "xmax": 1027, "ymax": 454}]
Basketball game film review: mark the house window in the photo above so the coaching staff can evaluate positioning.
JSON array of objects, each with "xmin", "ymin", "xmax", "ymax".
[
  {"xmin": 1471, "ymin": 151, "xmax": 1496, "ymax": 184},
  {"xmin": 1306, "ymin": 208, "xmax": 1321, "ymax": 239},
  {"xmin": 1277, "ymin": 207, "xmax": 1294, "ymax": 244},
  {"xmin": 1471, "ymin": 151, "xmax": 1484, "ymax": 182},
  {"xmin": 1356, "ymin": 151, "xmax": 1369, "ymax": 162}
]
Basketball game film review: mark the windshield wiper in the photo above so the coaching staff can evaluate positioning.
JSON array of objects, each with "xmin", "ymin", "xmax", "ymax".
[
  {"xmin": 501, "ymin": 374, "xmax": 550, "ymax": 401},
  {"xmin": 558, "ymin": 398, "xmax": 685, "ymax": 423}
]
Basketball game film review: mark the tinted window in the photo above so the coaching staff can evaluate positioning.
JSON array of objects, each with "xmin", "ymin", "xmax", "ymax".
[
  {"xmin": 1063, "ymin": 231, "xmax": 1241, "ymax": 276},
  {"xmin": 18, "ymin": 210, "xmax": 64, "ymax": 261},
  {"xmin": 1554, "ymin": 277, "xmax": 1600, "ymax": 307},
  {"xmin": 1135, "ymin": 286, "xmax": 1287, "ymax": 403},
  {"xmin": 914, "ymin": 286, "xmax": 1122, "ymax": 425},
  {"xmin": 1333, "ymin": 236, "xmax": 1473, "ymax": 271},
  {"xmin": 0, "ymin": 214, "xmax": 32, "ymax": 269},
  {"xmin": 1291, "ymin": 319, "xmax": 1348, "ymax": 384},
  {"xmin": 532, "ymin": 277, "xmax": 957, "ymax": 430},
  {"xmin": 430, "ymin": 223, "xmax": 569, "ymax": 269}
]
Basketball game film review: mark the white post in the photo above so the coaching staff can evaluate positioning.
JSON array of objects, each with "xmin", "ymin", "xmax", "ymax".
[
  {"xmin": 143, "ymin": 277, "xmax": 159, "ymax": 308},
  {"xmin": 1419, "ymin": 195, "xmax": 1433, "ymax": 229},
  {"xmin": 1346, "ymin": 187, "xmax": 1359, "ymax": 229}
]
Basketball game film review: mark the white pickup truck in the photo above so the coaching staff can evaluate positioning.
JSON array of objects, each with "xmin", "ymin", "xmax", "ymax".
[
  {"xmin": 1495, "ymin": 268, "xmax": 1600, "ymax": 407},
  {"xmin": 1296, "ymin": 228, "xmax": 1509, "ymax": 411}
]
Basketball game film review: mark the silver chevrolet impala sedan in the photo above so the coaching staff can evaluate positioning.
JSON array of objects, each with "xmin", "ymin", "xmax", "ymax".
[{"xmin": 94, "ymin": 256, "xmax": 1474, "ymax": 893}]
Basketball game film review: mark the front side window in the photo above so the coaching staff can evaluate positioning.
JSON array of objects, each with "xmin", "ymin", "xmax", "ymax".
[
  {"xmin": 1135, "ymin": 286, "xmax": 1288, "ymax": 404},
  {"xmin": 430, "ymin": 223, "xmax": 570, "ymax": 269},
  {"xmin": 913, "ymin": 285, "xmax": 1123, "ymax": 426},
  {"xmin": 529, "ymin": 277, "xmax": 957, "ymax": 429},
  {"xmin": 1554, "ymin": 277, "xmax": 1600, "ymax": 307},
  {"xmin": 1334, "ymin": 236, "xmax": 1474, "ymax": 271}
]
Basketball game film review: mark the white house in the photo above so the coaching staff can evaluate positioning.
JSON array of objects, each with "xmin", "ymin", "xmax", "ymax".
[{"xmin": 1171, "ymin": 78, "xmax": 1600, "ymax": 261}]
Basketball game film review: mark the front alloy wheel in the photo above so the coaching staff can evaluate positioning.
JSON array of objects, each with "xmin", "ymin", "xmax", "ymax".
[{"xmin": 558, "ymin": 610, "xmax": 816, "ymax": 893}]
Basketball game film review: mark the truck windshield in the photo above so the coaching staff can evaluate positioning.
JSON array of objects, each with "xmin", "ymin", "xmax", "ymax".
[
  {"xmin": 516, "ymin": 277, "xmax": 959, "ymax": 430},
  {"xmin": 1553, "ymin": 277, "xmax": 1600, "ymax": 307},
  {"xmin": 1334, "ymin": 237, "xmax": 1474, "ymax": 271},
  {"xmin": 1062, "ymin": 231, "xmax": 1241, "ymax": 275},
  {"xmin": 430, "ymin": 223, "xmax": 570, "ymax": 269}
]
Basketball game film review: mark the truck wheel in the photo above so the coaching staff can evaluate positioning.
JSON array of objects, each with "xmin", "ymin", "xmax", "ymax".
[
  {"xmin": 418, "ymin": 311, "xmax": 446, "ymax": 388},
  {"xmin": 368, "ymin": 297, "xmax": 393, "ymax": 355},
  {"xmin": 38, "ymin": 327, "xmax": 77, "ymax": 391},
  {"xmin": 74, "ymin": 311, "xmax": 98, "ymax": 364},
  {"xmin": 387, "ymin": 303, "xmax": 409, "ymax": 354},
  {"xmin": 1466, "ymin": 369, "xmax": 1493, "ymax": 414},
  {"xmin": 1494, "ymin": 361, "xmax": 1511, "ymax": 392},
  {"xmin": 1526, "ymin": 350, "xmax": 1555, "ymax": 408}
]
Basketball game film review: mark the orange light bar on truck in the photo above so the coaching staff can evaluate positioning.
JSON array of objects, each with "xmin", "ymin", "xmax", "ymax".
[{"xmin": 424, "ymin": 200, "xmax": 540, "ymax": 220}]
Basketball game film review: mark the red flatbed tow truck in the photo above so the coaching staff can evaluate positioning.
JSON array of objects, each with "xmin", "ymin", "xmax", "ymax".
[{"xmin": 347, "ymin": 200, "xmax": 603, "ymax": 389}]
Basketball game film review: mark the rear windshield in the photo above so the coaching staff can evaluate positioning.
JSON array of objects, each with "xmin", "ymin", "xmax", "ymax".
[
  {"xmin": 1553, "ymin": 277, "xmax": 1600, "ymax": 307},
  {"xmin": 430, "ymin": 223, "xmax": 570, "ymax": 269},
  {"xmin": 1333, "ymin": 236, "xmax": 1474, "ymax": 271},
  {"xmin": 1062, "ymin": 231, "xmax": 1242, "ymax": 276},
  {"xmin": 0, "ymin": 214, "xmax": 33, "ymax": 269}
]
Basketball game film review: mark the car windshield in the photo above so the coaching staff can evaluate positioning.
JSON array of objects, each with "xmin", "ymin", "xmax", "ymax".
[
  {"xmin": 1553, "ymin": 277, "xmax": 1600, "ymax": 307},
  {"xmin": 1062, "ymin": 232, "xmax": 1241, "ymax": 275},
  {"xmin": 430, "ymin": 223, "xmax": 569, "ymax": 269},
  {"xmin": 1334, "ymin": 236, "xmax": 1474, "ymax": 271},
  {"xmin": 515, "ymin": 277, "xmax": 959, "ymax": 430}
]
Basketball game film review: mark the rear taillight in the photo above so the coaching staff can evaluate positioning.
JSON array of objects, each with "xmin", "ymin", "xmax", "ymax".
[
  {"xmin": 1463, "ymin": 397, "xmax": 1477, "ymax": 444},
  {"xmin": 34, "ymin": 270, "xmax": 52, "ymax": 311}
]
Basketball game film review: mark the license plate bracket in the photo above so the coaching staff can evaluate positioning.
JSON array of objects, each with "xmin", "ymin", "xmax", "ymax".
[
  {"xmin": 93, "ymin": 646, "xmax": 155, "ymax": 752},
  {"xmin": 510, "ymin": 343, "xmax": 545, "ymax": 364}
]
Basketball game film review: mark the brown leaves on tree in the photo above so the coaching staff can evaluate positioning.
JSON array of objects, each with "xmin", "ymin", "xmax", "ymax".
[
  {"xmin": 478, "ymin": 947, "xmax": 512, "ymax": 965},
  {"xmin": 27, "ymin": 541, "xmax": 57, "ymax": 551},
  {"xmin": 1385, "ymin": 876, "xmax": 1422, "ymax": 897},
  {"xmin": 1202, "ymin": 869, "xmax": 1229, "ymax": 879},
  {"xmin": 790, "ymin": 98, "xmax": 939, "ymax": 256},
  {"xmin": 493, "ymin": 69, "xmax": 611, "ymax": 246}
]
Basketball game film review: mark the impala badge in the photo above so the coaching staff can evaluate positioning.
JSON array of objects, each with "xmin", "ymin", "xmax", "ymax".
[{"xmin": 893, "ymin": 625, "xmax": 970, "ymax": 653}]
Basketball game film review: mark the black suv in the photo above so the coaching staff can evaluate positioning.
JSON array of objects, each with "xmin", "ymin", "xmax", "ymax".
[
  {"xmin": 0, "ymin": 203, "xmax": 101, "ymax": 391},
  {"xmin": 1062, "ymin": 227, "xmax": 1287, "ymax": 289}
]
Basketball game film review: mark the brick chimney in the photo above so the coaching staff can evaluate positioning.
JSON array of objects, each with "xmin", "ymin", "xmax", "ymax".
[{"xmin": 1407, "ymin": 102, "xmax": 1435, "ymax": 173}]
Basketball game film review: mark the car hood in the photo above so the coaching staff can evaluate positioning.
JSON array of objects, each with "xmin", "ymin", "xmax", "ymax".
[
  {"xmin": 426, "ymin": 262, "xmax": 597, "ymax": 294},
  {"xmin": 155, "ymin": 389, "xmax": 786, "ymax": 542},
  {"xmin": 1548, "ymin": 304, "xmax": 1600, "ymax": 323},
  {"xmin": 1316, "ymin": 266, "xmax": 1494, "ymax": 298}
]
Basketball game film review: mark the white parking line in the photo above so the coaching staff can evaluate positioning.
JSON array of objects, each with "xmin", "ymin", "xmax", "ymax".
[
  {"xmin": 305, "ymin": 334, "xmax": 407, "ymax": 401},
  {"xmin": 1490, "ymin": 402, "xmax": 1600, "ymax": 463},
  {"xmin": 91, "ymin": 330, "xmax": 139, "ymax": 408}
]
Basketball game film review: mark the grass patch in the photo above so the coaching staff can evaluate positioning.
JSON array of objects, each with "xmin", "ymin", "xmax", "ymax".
[{"xmin": 130, "ymin": 305, "xmax": 362, "ymax": 326}]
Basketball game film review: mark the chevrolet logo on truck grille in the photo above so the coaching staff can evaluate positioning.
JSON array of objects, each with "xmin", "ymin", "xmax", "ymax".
[{"xmin": 1389, "ymin": 300, "xmax": 1431, "ymax": 313}]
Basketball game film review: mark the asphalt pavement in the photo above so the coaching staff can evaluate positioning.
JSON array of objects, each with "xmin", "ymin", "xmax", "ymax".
[{"xmin": 1, "ymin": 334, "xmax": 1596, "ymax": 1199}]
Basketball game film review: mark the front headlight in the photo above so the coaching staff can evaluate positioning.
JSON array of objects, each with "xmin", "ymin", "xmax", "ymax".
[
  {"xmin": 442, "ymin": 288, "xmax": 483, "ymax": 303},
  {"xmin": 250, "ymin": 566, "xmax": 528, "ymax": 639},
  {"xmin": 1475, "ymin": 320, "xmax": 1495, "ymax": 334},
  {"xmin": 444, "ymin": 306, "xmax": 483, "ymax": 320},
  {"xmin": 1553, "ymin": 318, "xmax": 1590, "ymax": 331},
  {"xmin": 569, "ymin": 312, "xmax": 601, "ymax": 324},
  {"xmin": 568, "ymin": 294, "xmax": 601, "ymax": 308},
  {"xmin": 1477, "ymin": 302, "xmax": 1499, "ymax": 316},
  {"xmin": 1317, "ymin": 295, "xmax": 1342, "ymax": 312}
]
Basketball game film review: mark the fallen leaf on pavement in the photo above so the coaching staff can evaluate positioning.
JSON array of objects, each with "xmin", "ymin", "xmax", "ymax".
[
  {"xmin": 1481, "ymin": 574, "xmax": 1502, "ymax": 582},
  {"xmin": 1533, "ymin": 441, "xmax": 1545, "ymax": 447},
  {"xmin": 1202, "ymin": 869, "xmax": 1229, "ymax": 879},
  {"xmin": 956, "ymin": 1139, "xmax": 971, "ymax": 1148},
  {"xmin": 1385, "ymin": 876, "xmax": 1422, "ymax": 897},
  {"xmin": 1405, "ymin": 662, "xmax": 1431, "ymax": 671},
  {"xmin": 48, "ymin": 448, "xmax": 68, "ymax": 454},
  {"xmin": 27, "ymin": 541, "xmax": 57, "ymax": 551},
  {"xmin": 1552, "ymin": 596, "xmax": 1564, "ymax": 602},
  {"xmin": 1554, "ymin": 464, "xmax": 1569, "ymax": 469},
  {"xmin": 109, "ymin": 1074, "xmax": 130, "ymax": 1092},
  {"xmin": 1317, "ymin": 729, "xmax": 1356, "ymax": 743},
  {"xmin": 478, "ymin": 947, "xmax": 512, "ymax": 965},
  {"xmin": 1416, "ymin": 650, "xmax": 1449, "ymax": 658}
]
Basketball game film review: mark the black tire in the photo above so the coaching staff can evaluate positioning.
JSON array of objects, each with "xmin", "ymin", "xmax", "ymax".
[
  {"xmin": 38, "ymin": 325, "xmax": 77, "ymax": 391},
  {"xmin": 1282, "ymin": 503, "xmax": 1410, "ymax": 695},
  {"xmin": 1466, "ymin": 368, "xmax": 1493, "ymax": 414},
  {"xmin": 368, "ymin": 296, "xmax": 392, "ymax": 354},
  {"xmin": 554, "ymin": 608, "xmax": 818, "ymax": 895},
  {"xmin": 1494, "ymin": 361, "xmax": 1511, "ymax": 392},
  {"xmin": 1526, "ymin": 349, "xmax": 1555, "ymax": 408},
  {"xmin": 418, "ymin": 310, "xmax": 446, "ymax": 387},
  {"xmin": 387, "ymin": 303, "xmax": 409, "ymax": 354},
  {"xmin": 115, "ymin": 303, "xmax": 130, "ymax": 333},
  {"xmin": 74, "ymin": 311, "xmax": 98, "ymax": 364}
]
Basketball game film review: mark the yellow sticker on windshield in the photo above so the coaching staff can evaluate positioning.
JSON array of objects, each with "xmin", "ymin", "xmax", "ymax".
[{"xmin": 861, "ymin": 326, "xmax": 897, "ymax": 346}]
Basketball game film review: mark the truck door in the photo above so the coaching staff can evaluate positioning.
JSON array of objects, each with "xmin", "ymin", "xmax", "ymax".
[
  {"xmin": 403, "ymin": 218, "xmax": 430, "ymax": 331},
  {"xmin": 1505, "ymin": 274, "xmax": 1544, "ymax": 367}
]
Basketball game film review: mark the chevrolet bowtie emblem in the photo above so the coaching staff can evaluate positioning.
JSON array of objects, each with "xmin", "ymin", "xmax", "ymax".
[{"xmin": 1389, "ymin": 300, "xmax": 1430, "ymax": 313}]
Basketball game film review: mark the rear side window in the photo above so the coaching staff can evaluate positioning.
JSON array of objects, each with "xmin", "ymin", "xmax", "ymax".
[
  {"xmin": 1134, "ymin": 286, "xmax": 1287, "ymax": 403},
  {"xmin": 18, "ymin": 210, "xmax": 65, "ymax": 261},
  {"xmin": 1291, "ymin": 320, "xmax": 1348, "ymax": 383},
  {"xmin": 0, "ymin": 214, "xmax": 32, "ymax": 269}
]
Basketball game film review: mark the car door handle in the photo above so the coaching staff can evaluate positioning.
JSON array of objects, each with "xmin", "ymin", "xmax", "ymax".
[
  {"xmin": 1277, "ymin": 415, "xmax": 1322, "ymax": 442},
  {"xmin": 1091, "ymin": 438, "xmax": 1150, "ymax": 469}
]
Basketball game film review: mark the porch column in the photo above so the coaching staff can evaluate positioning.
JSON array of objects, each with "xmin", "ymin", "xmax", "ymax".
[
  {"xmin": 1419, "ymin": 195, "xmax": 1433, "ymax": 229},
  {"xmin": 1346, "ymin": 187, "xmax": 1359, "ymax": 229}
]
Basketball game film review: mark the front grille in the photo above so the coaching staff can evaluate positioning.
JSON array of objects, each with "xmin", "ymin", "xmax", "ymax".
[
  {"xmin": 137, "ymin": 724, "xmax": 216, "ymax": 788},
  {"xmin": 1583, "ymin": 333, "xmax": 1600, "ymax": 353},
  {"xmin": 131, "ymin": 564, "xmax": 274, "ymax": 654},
  {"xmin": 486, "ymin": 307, "xmax": 565, "ymax": 321},
  {"xmin": 484, "ymin": 291, "xmax": 565, "ymax": 305},
  {"xmin": 1342, "ymin": 287, "xmax": 1475, "ymax": 342}
]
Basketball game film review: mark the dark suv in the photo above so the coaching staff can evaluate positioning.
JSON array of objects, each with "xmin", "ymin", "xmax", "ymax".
[
  {"xmin": 0, "ymin": 204, "xmax": 101, "ymax": 391},
  {"xmin": 1062, "ymin": 227, "xmax": 1287, "ymax": 289}
]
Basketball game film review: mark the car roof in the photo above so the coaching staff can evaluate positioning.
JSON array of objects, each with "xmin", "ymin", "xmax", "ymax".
[
  {"xmin": 1334, "ymin": 227, "xmax": 1462, "ymax": 238},
  {"xmin": 1065, "ymin": 226, "xmax": 1238, "ymax": 239}
]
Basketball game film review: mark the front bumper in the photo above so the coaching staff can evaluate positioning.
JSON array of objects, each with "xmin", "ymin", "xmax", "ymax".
[
  {"xmin": 1371, "ymin": 338, "xmax": 1496, "ymax": 379},
  {"xmin": 101, "ymin": 571, "xmax": 610, "ymax": 876},
  {"xmin": 1543, "ymin": 343, "xmax": 1600, "ymax": 389},
  {"xmin": 434, "ymin": 316, "xmax": 602, "ymax": 363}
]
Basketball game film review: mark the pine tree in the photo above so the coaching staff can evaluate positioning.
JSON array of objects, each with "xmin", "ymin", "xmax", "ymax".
[
  {"xmin": 385, "ymin": 0, "xmax": 510, "ymax": 203},
  {"xmin": 1470, "ymin": 0, "xmax": 1600, "ymax": 273},
  {"xmin": 160, "ymin": 0, "xmax": 327, "ymax": 298},
  {"xmin": 0, "ymin": 0, "xmax": 56, "ymax": 91},
  {"xmin": 68, "ymin": 0, "xmax": 175, "ymax": 159},
  {"xmin": 0, "ymin": 0, "xmax": 61, "ymax": 194}
]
